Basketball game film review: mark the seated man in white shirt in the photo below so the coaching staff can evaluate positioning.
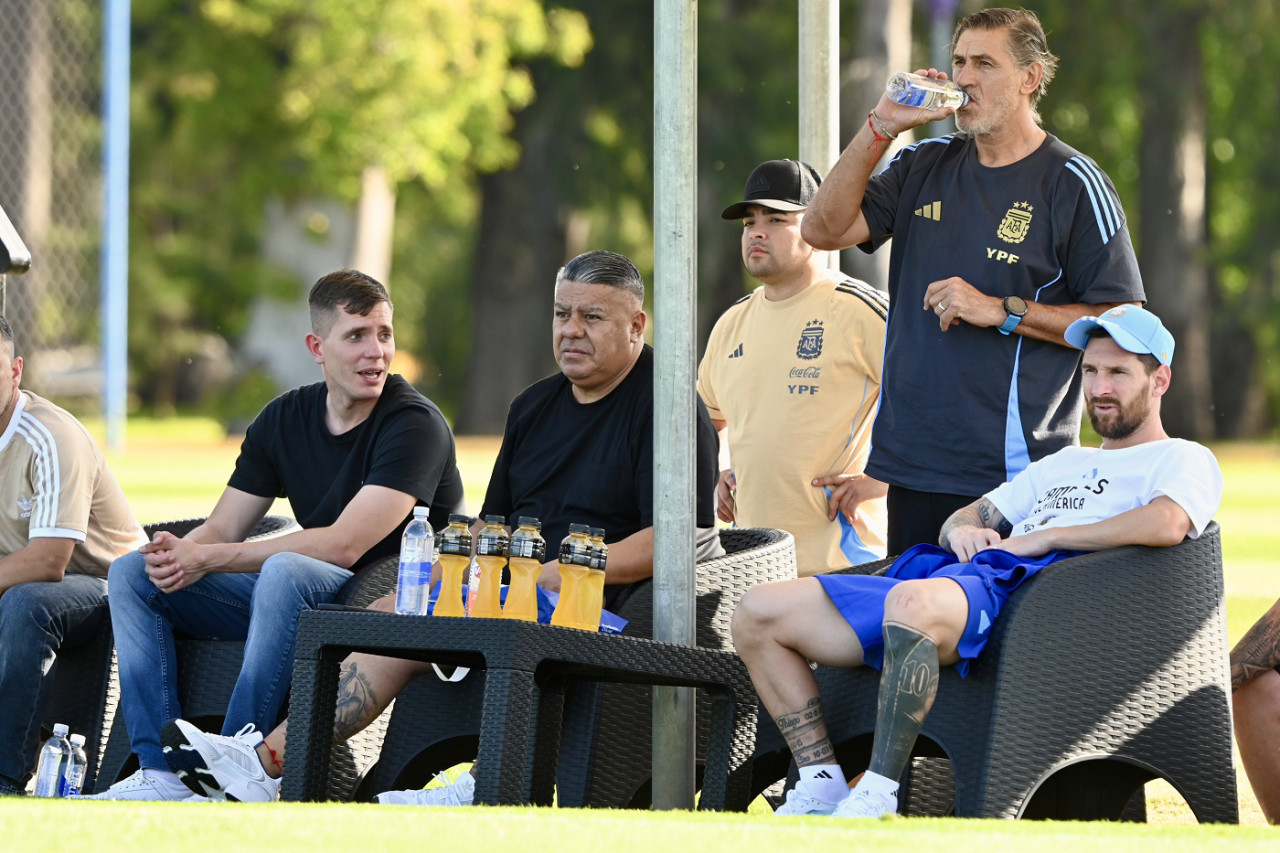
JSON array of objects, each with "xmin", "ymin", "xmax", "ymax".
[{"xmin": 732, "ymin": 305, "xmax": 1223, "ymax": 819}]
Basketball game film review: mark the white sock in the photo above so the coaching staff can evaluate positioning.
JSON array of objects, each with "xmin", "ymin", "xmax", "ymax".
[
  {"xmin": 798, "ymin": 764, "xmax": 848, "ymax": 803},
  {"xmin": 853, "ymin": 769, "xmax": 899, "ymax": 797}
]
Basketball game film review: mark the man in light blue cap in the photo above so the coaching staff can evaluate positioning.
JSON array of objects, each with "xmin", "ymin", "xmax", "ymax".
[
  {"xmin": 733, "ymin": 304, "xmax": 1223, "ymax": 819},
  {"xmin": 1062, "ymin": 303, "xmax": 1175, "ymax": 367}
]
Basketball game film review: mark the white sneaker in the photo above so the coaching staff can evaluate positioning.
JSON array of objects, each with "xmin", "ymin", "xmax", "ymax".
[
  {"xmin": 73, "ymin": 768, "xmax": 191, "ymax": 801},
  {"xmin": 161, "ymin": 719, "xmax": 281, "ymax": 803},
  {"xmin": 376, "ymin": 772, "xmax": 475, "ymax": 807},
  {"xmin": 832, "ymin": 785, "xmax": 898, "ymax": 819},
  {"xmin": 773, "ymin": 785, "xmax": 840, "ymax": 816}
]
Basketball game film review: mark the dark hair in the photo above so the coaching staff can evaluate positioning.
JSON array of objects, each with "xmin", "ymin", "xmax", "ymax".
[
  {"xmin": 1084, "ymin": 325, "xmax": 1160, "ymax": 374},
  {"xmin": 0, "ymin": 313, "xmax": 12, "ymax": 352},
  {"xmin": 308, "ymin": 269, "xmax": 392, "ymax": 335},
  {"xmin": 555, "ymin": 250, "xmax": 645, "ymax": 303},
  {"xmin": 953, "ymin": 8, "xmax": 1059, "ymax": 121}
]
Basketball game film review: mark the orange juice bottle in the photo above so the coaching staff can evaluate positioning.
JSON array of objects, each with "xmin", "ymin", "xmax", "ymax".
[
  {"xmin": 434, "ymin": 514, "xmax": 472, "ymax": 618},
  {"xmin": 502, "ymin": 517, "xmax": 545, "ymax": 621},
  {"xmin": 550, "ymin": 524, "xmax": 594, "ymax": 630},
  {"xmin": 468, "ymin": 515, "xmax": 508, "ymax": 618},
  {"xmin": 580, "ymin": 527, "xmax": 608, "ymax": 632}
]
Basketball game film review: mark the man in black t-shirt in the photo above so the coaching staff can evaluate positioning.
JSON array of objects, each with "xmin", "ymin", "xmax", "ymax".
[
  {"xmin": 88, "ymin": 270, "xmax": 463, "ymax": 801},
  {"xmin": 480, "ymin": 249, "xmax": 722, "ymax": 604},
  {"xmin": 148, "ymin": 251, "xmax": 722, "ymax": 806}
]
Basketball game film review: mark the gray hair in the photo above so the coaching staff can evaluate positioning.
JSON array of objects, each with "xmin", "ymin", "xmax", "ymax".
[
  {"xmin": 555, "ymin": 250, "xmax": 644, "ymax": 304},
  {"xmin": 954, "ymin": 7, "xmax": 1059, "ymax": 122}
]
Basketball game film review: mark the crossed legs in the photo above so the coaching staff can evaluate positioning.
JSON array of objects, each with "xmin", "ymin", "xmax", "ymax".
[{"xmin": 732, "ymin": 575, "xmax": 968, "ymax": 812}]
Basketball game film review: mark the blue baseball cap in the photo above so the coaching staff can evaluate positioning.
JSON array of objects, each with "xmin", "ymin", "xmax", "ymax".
[{"xmin": 1064, "ymin": 305, "xmax": 1174, "ymax": 366}]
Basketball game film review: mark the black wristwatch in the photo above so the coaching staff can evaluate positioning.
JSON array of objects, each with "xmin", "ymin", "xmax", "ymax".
[{"xmin": 998, "ymin": 295, "xmax": 1028, "ymax": 335}]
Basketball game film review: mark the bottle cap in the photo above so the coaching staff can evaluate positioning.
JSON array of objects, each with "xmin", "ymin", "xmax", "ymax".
[
  {"xmin": 568, "ymin": 522, "xmax": 591, "ymax": 534},
  {"xmin": 589, "ymin": 527, "xmax": 605, "ymax": 538},
  {"xmin": 484, "ymin": 514, "xmax": 506, "ymax": 525},
  {"xmin": 412, "ymin": 506, "xmax": 430, "ymax": 518},
  {"xmin": 70, "ymin": 734, "xmax": 86, "ymax": 747},
  {"xmin": 448, "ymin": 513, "xmax": 471, "ymax": 524},
  {"xmin": 517, "ymin": 516, "xmax": 541, "ymax": 528},
  {"xmin": 53, "ymin": 723, "xmax": 69, "ymax": 736}
]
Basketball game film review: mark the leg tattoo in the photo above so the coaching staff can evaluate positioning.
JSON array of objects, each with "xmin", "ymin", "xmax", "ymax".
[
  {"xmin": 1230, "ymin": 598, "xmax": 1280, "ymax": 692},
  {"xmin": 776, "ymin": 696, "xmax": 836, "ymax": 767},
  {"xmin": 332, "ymin": 661, "xmax": 380, "ymax": 743},
  {"xmin": 868, "ymin": 622, "xmax": 939, "ymax": 782}
]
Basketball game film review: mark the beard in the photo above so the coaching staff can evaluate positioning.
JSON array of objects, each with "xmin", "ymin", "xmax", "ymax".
[
  {"xmin": 955, "ymin": 89, "xmax": 1014, "ymax": 137},
  {"xmin": 1088, "ymin": 394, "xmax": 1152, "ymax": 440}
]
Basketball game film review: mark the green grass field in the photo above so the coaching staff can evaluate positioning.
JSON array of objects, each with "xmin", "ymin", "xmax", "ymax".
[{"xmin": 35, "ymin": 418, "xmax": 1278, "ymax": 837}]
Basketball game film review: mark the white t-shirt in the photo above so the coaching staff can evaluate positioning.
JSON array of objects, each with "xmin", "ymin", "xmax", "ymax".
[{"xmin": 985, "ymin": 438, "xmax": 1222, "ymax": 539}]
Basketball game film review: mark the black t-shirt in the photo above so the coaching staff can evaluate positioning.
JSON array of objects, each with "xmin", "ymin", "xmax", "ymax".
[
  {"xmin": 481, "ymin": 345, "xmax": 718, "ymax": 564},
  {"xmin": 228, "ymin": 374, "xmax": 464, "ymax": 568}
]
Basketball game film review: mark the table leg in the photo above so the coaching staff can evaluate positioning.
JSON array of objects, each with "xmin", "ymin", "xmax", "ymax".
[{"xmin": 473, "ymin": 667, "xmax": 538, "ymax": 806}]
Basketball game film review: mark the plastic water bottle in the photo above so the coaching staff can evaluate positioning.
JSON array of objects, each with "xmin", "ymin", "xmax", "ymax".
[
  {"xmin": 886, "ymin": 72, "xmax": 969, "ymax": 110},
  {"xmin": 394, "ymin": 506, "xmax": 434, "ymax": 616},
  {"xmin": 434, "ymin": 514, "xmax": 473, "ymax": 618},
  {"xmin": 503, "ymin": 517, "xmax": 546, "ymax": 621},
  {"xmin": 550, "ymin": 524, "xmax": 596, "ymax": 630},
  {"xmin": 33, "ymin": 723, "xmax": 71, "ymax": 798},
  {"xmin": 62, "ymin": 734, "xmax": 88, "ymax": 796},
  {"xmin": 467, "ymin": 515, "xmax": 508, "ymax": 618}
]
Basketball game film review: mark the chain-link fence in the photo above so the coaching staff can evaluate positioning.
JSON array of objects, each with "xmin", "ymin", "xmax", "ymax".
[{"xmin": 0, "ymin": 0, "xmax": 102, "ymax": 403}]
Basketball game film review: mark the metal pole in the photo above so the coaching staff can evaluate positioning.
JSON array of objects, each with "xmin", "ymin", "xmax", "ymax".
[
  {"xmin": 102, "ymin": 0, "xmax": 131, "ymax": 451},
  {"xmin": 799, "ymin": 0, "xmax": 840, "ymax": 270},
  {"xmin": 652, "ymin": 0, "xmax": 697, "ymax": 811}
]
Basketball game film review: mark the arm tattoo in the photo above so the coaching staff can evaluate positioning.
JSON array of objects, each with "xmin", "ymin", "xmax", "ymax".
[
  {"xmin": 976, "ymin": 498, "xmax": 1012, "ymax": 536},
  {"xmin": 1230, "ymin": 599, "xmax": 1280, "ymax": 692},
  {"xmin": 332, "ymin": 661, "xmax": 380, "ymax": 743},
  {"xmin": 775, "ymin": 696, "xmax": 836, "ymax": 767}
]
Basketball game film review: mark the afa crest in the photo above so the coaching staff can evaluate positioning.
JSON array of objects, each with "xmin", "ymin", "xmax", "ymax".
[
  {"xmin": 997, "ymin": 201, "xmax": 1034, "ymax": 244},
  {"xmin": 797, "ymin": 320, "xmax": 824, "ymax": 360}
]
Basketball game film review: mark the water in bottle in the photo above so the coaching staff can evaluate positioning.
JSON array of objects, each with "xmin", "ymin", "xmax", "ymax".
[
  {"xmin": 579, "ymin": 527, "xmax": 608, "ymax": 632},
  {"xmin": 394, "ymin": 506, "xmax": 434, "ymax": 616},
  {"xmin": 33, "ymin": 723, "xmax": 71, "ymax": 798},
  {"xmin": 468, "ymin": 515, "xmax": 508, "ymax": 618},
  {"xmin": 503, "ymin": 516, "xmax": 546, "ymax": 621},
  {"xmin": 885, "ymin": 71, "xmax": 969, "ymax": 110},
  {"xmin": 435, "ymin": 514, "xmax": 473, "ymax": 618},
  {"xmin": 550, "ymin": 524, "xmax": 595, "ymax": 630},
  {"xmin": 62, "ymin": 734, "xmax": 88, "ymax": 796}
]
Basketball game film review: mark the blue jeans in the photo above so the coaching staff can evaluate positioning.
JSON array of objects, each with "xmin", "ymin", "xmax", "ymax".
[
  {"xmin": 108, "ymin": 551, "xmax": 352, "ymax": 770},
  {"xmin": 0, "ymin": 573, "xmax": 109, "ymax": 789}
]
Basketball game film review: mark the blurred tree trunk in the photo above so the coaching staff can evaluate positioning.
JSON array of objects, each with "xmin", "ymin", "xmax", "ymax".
[
  {"xmin": 839, "ymin": 0, "xmax": 912, "ymax": 289},
  {"xmin": 1134, "ymin": 4, "xmax": 1214, "ymax": 439},
  {"xmin": 455, "ymin": 108, "xmax": 565, "ymax": 434}
]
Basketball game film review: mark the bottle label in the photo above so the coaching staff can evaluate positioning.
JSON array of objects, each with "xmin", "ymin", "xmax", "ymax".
[
  {"xmin": 439, "ymin": 534, "xmax": 471, "ymax": 557},
  {"xmin": 559, "ymin": 542, "xmax": 592, "ymax": 566},
  {"xmin": 510, "ymin": 538, "xmax": 546, "ymax": 561},
  {"xmin": 477, "ymin": 536, "xmax": 508, "ymax": 557}
]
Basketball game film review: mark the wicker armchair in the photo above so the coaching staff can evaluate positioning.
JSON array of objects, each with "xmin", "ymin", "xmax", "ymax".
[
  {"xmin": 37, "ymin": 515, "xmax": 294, "ymax": 793},
  {"xmin": 354, "ymin": 528, "xmax": 798, "ymax": 805},
  {"xmin": 91, "ymin": 515, "xmax": 401, "ymax": 794},
  {"xmin": 751, "ymin": 523, "xmax": 1237, "ymax": 822}
]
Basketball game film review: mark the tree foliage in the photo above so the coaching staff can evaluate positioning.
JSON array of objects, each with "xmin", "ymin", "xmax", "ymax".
[
  {"xmin": 125, "ymin": 0, "xmax": 587, "ymax": 411},
  {"xmin": 123, "ymin": 0, "xmax": 1280, "ymax": 438}
]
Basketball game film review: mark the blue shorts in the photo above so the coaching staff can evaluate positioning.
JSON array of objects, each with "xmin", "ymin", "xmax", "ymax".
[{"xmin": 815, "ymin": 544, "xmax": 1074, "ymax": 677}]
